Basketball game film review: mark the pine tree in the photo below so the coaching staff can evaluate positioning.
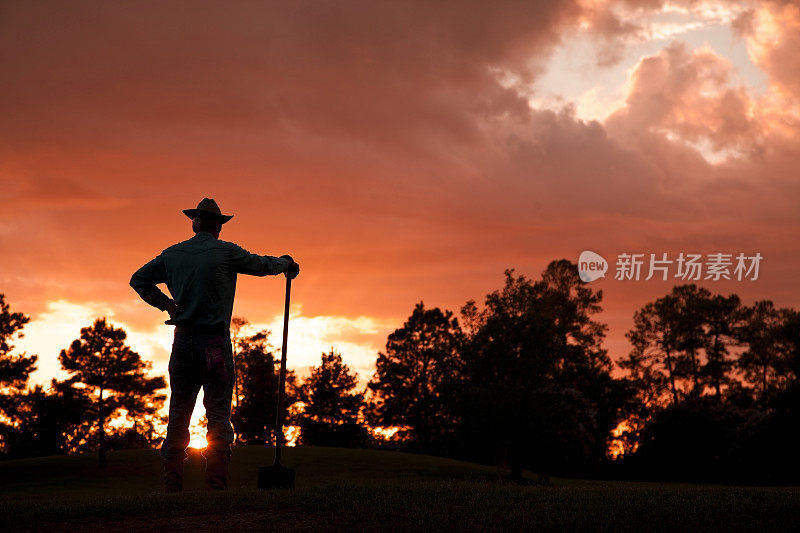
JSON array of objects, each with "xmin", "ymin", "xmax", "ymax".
[
  {"xmin": 738, "ymin": 301, "xmax": 793, "ymax": 405},
  {"xmin": 0, "ymin": 294, "xmax": 37, "ymax": 409},
  {"xmin": 58, "ymin": 318, "xmax": 166, "ymax": 467},
  {"xmin": 623, "ymin": 295, "xmax": 684, "ymax": 405},
  {"xmin": 368, "ymin": 302, "xmax": 463, "ymax": 450},
  {"xmin": 0, "ymin": 294, "xmax": 38, "ymax": 455},
  {"xmin": 300, "ymin": 349, "xmax": 366, "ymax": 447},
  {"xmin": 231, "ymin": 330, "xmax": 298, "ymax": 444}
]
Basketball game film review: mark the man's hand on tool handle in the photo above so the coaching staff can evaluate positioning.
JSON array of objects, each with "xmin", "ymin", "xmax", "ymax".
[{"xmin": 280, "ymin": 255, "xmax": 300, "ymax": 279}]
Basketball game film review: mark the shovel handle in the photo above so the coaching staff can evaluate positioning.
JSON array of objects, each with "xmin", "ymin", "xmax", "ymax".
[{"xmin": 274, "ymin": 276, "xmax": 291, "ymax": 466}]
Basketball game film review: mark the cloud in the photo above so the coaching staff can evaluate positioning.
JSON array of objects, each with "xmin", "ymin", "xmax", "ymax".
[
  {"xmin": 606, "ymin": 41, "xmax": 761, "ymax": 155},
  {"xmin": 0, "ymin": 0, "xmax": 591, "ymax": 320},
  {"xmin": 576, "ymin": 0, "xmax": 750, "ymax": 67},
  {"xmin": 0, "ymin": 0, "xmax": 586, "ymax": 156},
  {"xmin": 579, "ymin": 2, "xmax": 644, "ymax": 66},
  {"xmin": 0, "ymin": 173, "xmax": 125, "ymax": 217},
  {"xmin": 734, "ymin": 1, "xmax": 800, "ymax": 117}
]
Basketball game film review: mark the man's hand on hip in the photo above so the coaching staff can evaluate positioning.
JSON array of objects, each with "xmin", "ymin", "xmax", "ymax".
[
  {"xmin": 165, "ymin": 299, "xmax": 177, "ymax": 318},
  {"xmin": 280, "ymin": 255, "xmax": 300, "ymax": 279}
]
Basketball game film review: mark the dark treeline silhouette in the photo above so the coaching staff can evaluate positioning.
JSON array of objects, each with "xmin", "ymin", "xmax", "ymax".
[
  {"xmin": 1, "ymin": 263, "xmax": 799, "ymax": 484},
  {"xmin": 364, "ymin": 262, "xmax": 800, "ymax": 483},
  {"xmin": 616, "ymin": 285, "xmax": 800, "ymax": 484},
  {"xmin": 368, "ymin": 260, "xmax": 629, "ymax": 480}
]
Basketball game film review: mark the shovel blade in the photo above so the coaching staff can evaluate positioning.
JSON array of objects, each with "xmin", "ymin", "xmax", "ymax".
[{"xmin": 258, "ymin": 464, "xmax": 296, "ymax": 490}]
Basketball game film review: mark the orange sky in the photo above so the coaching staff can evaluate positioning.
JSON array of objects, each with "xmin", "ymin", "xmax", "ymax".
[{"xmin": 1, "ymin": 0, "xmax": 799, "ymax": 391}]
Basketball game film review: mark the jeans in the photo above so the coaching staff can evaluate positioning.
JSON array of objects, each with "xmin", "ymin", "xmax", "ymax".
[{"xmin": 160, "ymin": 327, "xmax": 235, "ymax": 460}]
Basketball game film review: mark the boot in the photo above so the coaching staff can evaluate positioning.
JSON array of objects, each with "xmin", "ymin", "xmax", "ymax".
[
  {"xmin": 163, "ymin": 455, "xmax": 184, "ymax": 493},
  {"xmin": 204, "ymin": 451, "xmax": 230, "ymax": 490}
]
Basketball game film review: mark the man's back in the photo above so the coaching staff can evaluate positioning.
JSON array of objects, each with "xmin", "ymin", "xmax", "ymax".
[{"xmin": 130, "ymin": 231, "xmax": 289, "ymax": 330}]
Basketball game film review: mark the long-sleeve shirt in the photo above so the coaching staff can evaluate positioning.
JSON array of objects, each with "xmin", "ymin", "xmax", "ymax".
[{"xmin": 130, "ymin": 231, "xmax": 289, "ymax": 330}]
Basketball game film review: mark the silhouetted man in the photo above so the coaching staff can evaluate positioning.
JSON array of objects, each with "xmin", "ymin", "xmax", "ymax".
[{"xmin": 130, "ymin": 198, "xmax": 299, "ymax": 493}]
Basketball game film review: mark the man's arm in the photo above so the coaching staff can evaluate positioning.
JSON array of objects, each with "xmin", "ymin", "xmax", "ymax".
[
  {"xmin": 229, "ymin": 243, "xmax": 293, "ymax": 277},
  {"xmin": 130, "ymin": 255, "xmax": 174, "ymax": 313}
]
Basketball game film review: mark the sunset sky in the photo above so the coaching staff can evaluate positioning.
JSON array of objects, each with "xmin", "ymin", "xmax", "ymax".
[{"xmin": 2, "ymin": 0, "xmax": 798, "ymax": 401}]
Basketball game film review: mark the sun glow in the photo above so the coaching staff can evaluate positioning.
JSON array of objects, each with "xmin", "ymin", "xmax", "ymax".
[
  {"xmin": 284, "ymin": 425, "xmax": 300, "ymax": 447},
  {"xmin": 17, "ymin": 300, "xmax": 174, "ymax": 388},
  {"xmin": 608, "ymin": 419, "xmax": 637, "ymax": 459},
  {"xmin": 370, "ymin": 426, "xmax": 407, "ymax": 441},
  {"xmin": 188, "ymin": 433, "xmax": 208, "ymax": 449}
]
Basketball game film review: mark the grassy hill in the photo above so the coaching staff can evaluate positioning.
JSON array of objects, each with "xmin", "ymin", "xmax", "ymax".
[{"xmin": 3, "ymin": 446, "xmax": 800, "ymax": 531}]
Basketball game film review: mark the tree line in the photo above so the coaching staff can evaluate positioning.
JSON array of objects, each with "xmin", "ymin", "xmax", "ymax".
[
  {"xmin": 1, "ymin": 259, "xmax": 798, "ymax": 483},
  {"xmin": 617, "ymin": 284, "xmax": 800, "ymax": 483},
  {"xmin": 0, "ymin": 297, "xmax": 371, "ymax": 466}
]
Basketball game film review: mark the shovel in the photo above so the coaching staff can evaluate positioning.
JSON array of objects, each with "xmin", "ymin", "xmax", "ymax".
[{"xmin": 258, "ymin": 275, "xmax": 296, "ymax": 489}]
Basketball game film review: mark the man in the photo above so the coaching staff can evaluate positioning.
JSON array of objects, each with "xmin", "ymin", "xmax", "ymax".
[{"xmin": 130, "ymin": 198, "xmax": 299, "ymax": 493}]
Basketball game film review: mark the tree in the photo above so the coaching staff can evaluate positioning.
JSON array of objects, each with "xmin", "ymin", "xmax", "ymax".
[
  {"xmin": 368, "ymin": 302, "xmax": 463, "ymax": 451},
  {"xmin": 1, "ymin": 380, "xmax": 90, "ymax": 459},
  {"xmin": 299, "ymin": 349, "xmax": 367, "ymax": 447},
  {"xmin": 618, "ymin": 287, "xmax": 790, "ymax": 482},
  {"xmin": 702, "ymin": 293, "xmax": 742, "ymax": 401},
  {"xmin": 539, "ymin": 260, "xmax": 631, "ymax": 469},
  {"xmin": 0, "ymin": 294, "xmax": 38, "ymax": 455},
  {"xmin": 0, "ymin": 294, "xmax": 37, "ymax": 415},
  {"xmin": 456, "ymin": 262, "xmax": 628, "ymax": 479},
  {"xmin": 231, "ymin": 330, "xmax": 299, "ymax": 444},
  {"xmin": 624, "ymin": 285, "xmax": 743, "ymax": 404},
  {"xmin": 58, "ymin": 318, "xmax": 166, "ymax": 468},
  {"xmin": 628, "ymin": 397, "xmax": 747, "ymax": 482},
  {"xmin": 737, "ymin": 301, "xmax": 792, "ymax": 406},
  {"xmin": 672, "ymin": 284, "xmax": 713, "ymax": 397},
  {"xmin": 623, "ymin": 294, "xmax": 685, "ymax": 406},
  {"xmin": 539, "ymin": 259, "xmax": 612, "ymax": 377},
  {"xmin": 781, "ymin": 310, "xmax": 800, "ymax": 383},
  {"xmin": 230, "ymin": 316, "xmax": 249, "ymax": 411}
]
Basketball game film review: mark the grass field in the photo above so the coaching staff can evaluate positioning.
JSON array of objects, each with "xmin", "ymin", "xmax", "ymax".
[{"xmin": 2, "ymin": 446, "xmax": 800, "ymax": 532}]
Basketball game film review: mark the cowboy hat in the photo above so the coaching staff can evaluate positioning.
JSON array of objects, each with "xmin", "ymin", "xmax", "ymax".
[{"xmin": 182, "ymin": 198, "xmax": 233, "ymax": 223}]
